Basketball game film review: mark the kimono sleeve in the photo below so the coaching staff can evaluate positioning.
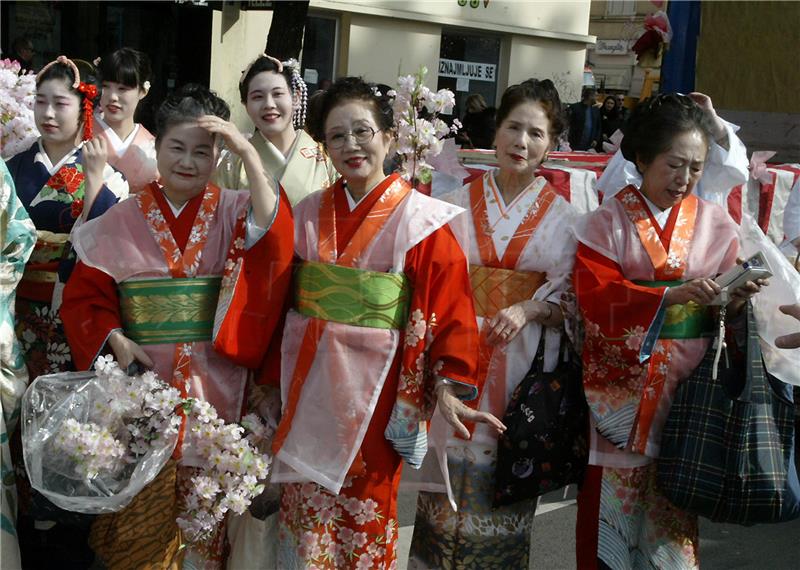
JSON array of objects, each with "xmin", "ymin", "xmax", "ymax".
[
  {"xmin": 574, "ymin": 243, "xmax": 666, "ymax": 361},
  {"xmin": 405, "ymin": 223, "xmax": 479, "ymax": 396},
  {"xmin": 213, "ymin": 190, "xmax": 294, "ymax": 369},
  {"xmin": 384, "ymin": 223, "xmax": 480, "ymax": 469},
  {"xmin": 61, "ymin": 261, "xmax": 122, "ymax": 370}
]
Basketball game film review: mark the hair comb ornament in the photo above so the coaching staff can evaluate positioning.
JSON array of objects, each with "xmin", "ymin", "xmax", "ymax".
[
  {"xmin": 37, "ymin": 55, "xmax": 81, "ymax": 88},
  {"xmin": 238, "ymin": 53, "xmax": 285, "ymax": 85},
  {"xmin": 282, "ymin": 57, "xmax": 308, "ymax": 129}
]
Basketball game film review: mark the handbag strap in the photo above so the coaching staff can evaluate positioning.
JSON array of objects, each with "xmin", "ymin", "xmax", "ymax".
[
  {"xmin": 737, "ymin": 300, "xmax": 763, "ymax": 403},
  {"xmin": 533, "ymin": 330, "xmax": 573, "ymax": 376}
]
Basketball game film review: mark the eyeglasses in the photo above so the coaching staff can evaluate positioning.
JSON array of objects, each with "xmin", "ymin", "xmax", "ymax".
[{"xmin": 325, "ymin": 126, "xmax": 379, "ymax": 149}]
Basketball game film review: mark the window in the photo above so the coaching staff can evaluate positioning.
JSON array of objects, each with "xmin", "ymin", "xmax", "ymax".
[
  {"xmin": 606, "ymin": 1, "xmax": 636, "ymax": 17},
  {"xmin": 438, "ymin": 29, "xmax": 501, "ymax": 120},
  {"xmin": 301, "ymin": 14, "xmax": 338, "ymax": 94}
]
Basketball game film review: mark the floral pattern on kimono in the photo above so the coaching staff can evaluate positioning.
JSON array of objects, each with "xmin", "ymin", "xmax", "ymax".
[
  {"xmin": 280, "ymin": 479, "xmax": 398, "ymax": 570},
  {"xmin": 0, "ymin": 161, "xmax": 36, "ymax": 568}
]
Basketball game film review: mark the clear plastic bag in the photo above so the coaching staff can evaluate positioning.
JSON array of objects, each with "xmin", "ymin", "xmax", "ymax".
[{"xmin": 21, "ymin": 370, "xmax": 177, "ymax": 514}]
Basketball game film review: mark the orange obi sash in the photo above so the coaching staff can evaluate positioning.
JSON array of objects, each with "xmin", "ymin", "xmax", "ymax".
[{"xmin": 469, "ymin": 265, "xmax": 547, "ymax": 319}]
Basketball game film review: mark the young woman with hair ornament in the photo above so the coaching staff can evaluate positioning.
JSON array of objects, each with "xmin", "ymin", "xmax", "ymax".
[{"xmin": 214, "ymin": 53, "xmax": 336, "ymax": 206}]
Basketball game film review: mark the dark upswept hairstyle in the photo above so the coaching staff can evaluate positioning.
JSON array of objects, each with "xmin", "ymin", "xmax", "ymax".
[
  {"xmin": 238, "ymin": 55, "xmax": 309, "ymax": 128},
  {"xmin": 495, "ymin": 78, "xmax": 566, "ymax": 145},
  {"xmin": 620, "ymin": 93, "xmax": 715, "ymax": 170},
  {"xmin": 305, "ymin": 76, "xmax": 394, "ymax": 145},
  {"xmin": 97, "ymin": 47, "xmax": 152, "ymax": 89},
  {"xmin": 238, "ymin": 56, "xmax": 293, "ymax": 103},
  {"xmin": 154, "ymin": 84, "xmax": 230, "ymax": 144}
]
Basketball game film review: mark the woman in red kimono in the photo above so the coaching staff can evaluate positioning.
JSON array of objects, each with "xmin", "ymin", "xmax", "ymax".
[
  {"xmin": 94, "ymin": 47, "xmax": 159, "ymax": 193},
  {"xmin": 61, "ymin": 84, "xmax": 293, "ymax": 569},
  {"xmin": 573, "ymin": 94, "xmax": 767, "ymax": 569},
  {"xmin": 270, "ymin": 77, "xmax": 504, "ymax": 569}
]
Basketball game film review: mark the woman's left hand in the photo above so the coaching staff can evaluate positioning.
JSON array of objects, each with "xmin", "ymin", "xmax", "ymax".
[
  {"xmin": 487, "ymin": 300, "xmax": 555, "ymax": 346},
  {"xmin": 436, "ymin": 384, "xmax": 506, "ymax": 439},
  {"xmin": 197, "ymin": 115, "xmax": 254, "ymax": 157},
  {"xmin": 486, "ymin": 304, "xmax": 528, "ymax": 346}
]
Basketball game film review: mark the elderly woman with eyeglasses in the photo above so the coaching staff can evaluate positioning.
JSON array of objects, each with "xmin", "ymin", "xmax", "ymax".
[
  {"xmin": 573, "ymin": 94, "xmax": 766, "ymax": 569},
  {"xmin": 268, "ymin": 76, "xmax": 505, "ymax": 569}
]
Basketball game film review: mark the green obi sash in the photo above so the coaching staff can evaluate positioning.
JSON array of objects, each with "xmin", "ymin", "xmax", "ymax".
[
  {"xmin": 635, "ymin": 280, "xmax": 715, "ymax": 339},
  {"xmin": 119, "ymin": 277, "xmax": 221, "ymax": 345},
  {"xmin": 294, "ymin": 261, "xmax": 411, "ymax": 330}
]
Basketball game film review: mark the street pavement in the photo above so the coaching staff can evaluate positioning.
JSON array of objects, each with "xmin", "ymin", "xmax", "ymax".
[{"xmin": 394, "ymin": 487, "xmax": 800, "ymax": 569}]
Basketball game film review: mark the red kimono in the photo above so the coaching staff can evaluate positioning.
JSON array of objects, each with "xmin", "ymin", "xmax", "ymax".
[{"xmin": 271, "ymin": 174, "xmax": 480, "ymax": 569}]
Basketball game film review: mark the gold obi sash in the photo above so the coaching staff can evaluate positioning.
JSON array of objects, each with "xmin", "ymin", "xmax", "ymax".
[
  {"xmin": 118, "ymin": 277, "xmax": 221, "ymax": 345},
  {"xmin": 21, "ymin": 230, "xmax": 68, "ymax": 284},
  {"xmin": 469, "ymin": 264, "xmax": 546, "ymax": 319},
  {"xmin": 635, "ymin": 280, "xmax": 715, "ymax": 339},
  {"xmin": 18, "ymin": 230, "xmax": 69, "ymax": 302},
  {"xmin": 293, "ymin": 261, "xmax": 411, "ymax": 330}
]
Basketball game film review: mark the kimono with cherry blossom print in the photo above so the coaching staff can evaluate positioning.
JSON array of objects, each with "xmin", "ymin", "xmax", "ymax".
[
  {"xmin": 573, "ymin": 185, "xmax": 740, "ymax": 569},
  {"xmin": 274, "ymin": 174, "xmax": 480, "ymax": 570},
  {"xmin": 63, "ymin": 181, "xmax": 292, "ymax": 569},
  {"xmin": 574, "ymin": 185, "xmax": 739, "ymax": 464},
  {"xmin": 94, "ymin": 116, "xmax": 158, "ymax": 194}
]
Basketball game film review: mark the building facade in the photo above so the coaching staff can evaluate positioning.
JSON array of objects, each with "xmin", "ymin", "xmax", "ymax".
[
  {"xmin": 587, "ymin": 0, "xmax": 666, "ymax": 97},
  {"xmin": 211, "ymin": 0, "xmax": 594, "ymax": 130}
]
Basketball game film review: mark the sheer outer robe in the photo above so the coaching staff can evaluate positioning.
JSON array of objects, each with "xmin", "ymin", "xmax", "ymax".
[
  {"xmin": 63, "ymin": 186, "xmax": 293, "ymax": 449},
  {"xmin": 94, "ymin": 117, "xmax": 158, "ymax": 194},
  {"xmin": 272, "ymin": 174, "xmax": 480, "ymax": 493},
  {"xmin": 573, "ymin": 190, "xmax": 739, "ymax": 467},
  {"xmin": 442, "ymin": 170, "xmax": 579, "ymax": 444},
  {"xmin": 215, "ymin": 129, "xmax": 336, "ymax": 206}
]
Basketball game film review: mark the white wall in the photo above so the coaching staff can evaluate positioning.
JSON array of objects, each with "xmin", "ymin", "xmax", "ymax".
[
  {"xmin": 508, "ymin": 35, "xmax": 586, "ymax": 104},
  {"xmin": 210, "ymin": 6, "xmax": 273, "ymax": 131},
  {"xmin": 346, "ymin": 13, "xmax": 441, "ymax": 88},
  {"xmin": 313, "ymin": 0, "xmax": 592, "ymax": 38}
]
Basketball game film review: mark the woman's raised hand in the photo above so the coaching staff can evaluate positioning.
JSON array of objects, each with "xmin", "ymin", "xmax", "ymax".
[
  {"xmin": 687, "ymin": 92, "xmax": 728, "ymax": 145},
  {"xmin": 81, "ymin": 136, "xmax": 109, "ymax": 219},
  {"xmin": 197, "ymin": 114, "xmax": 277, "ymax": 229},
  {"xmin": 82, "ymin": 136, "xmax": 108, "ymax": 178},
  {"xmin": 197, "ymin": 115, "xmax": 253, "ymax": 157}
]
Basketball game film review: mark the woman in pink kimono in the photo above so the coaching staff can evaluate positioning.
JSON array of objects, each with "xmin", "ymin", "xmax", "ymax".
[
  {"xmin": 62, "ymin": 84, "xmax": 293, "ymax": 569},
  {"xmin": 573, "ymin": 94, "xmax": 767, "ymax": 569},
  {"xmin": 94, "ymin": 48, "xmax": 158, "ymax": 193}
]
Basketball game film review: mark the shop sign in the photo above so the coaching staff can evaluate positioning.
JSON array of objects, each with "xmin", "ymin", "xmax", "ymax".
[
  {"xmin": 438, "ymin": 58, "xmax": 496, "ymax": 82},
  {"xmin": 595, "ymin": 39, "xmax": 628, "ymax": 55}
]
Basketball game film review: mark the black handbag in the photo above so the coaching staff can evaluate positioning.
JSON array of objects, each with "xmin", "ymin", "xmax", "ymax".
[
  {"xmin": 493, "ymin": 335, "xmax": 588, "ymax": 508},
  {"xmin": 657, "ymin": 302, "xmax": 800, "ymax": 524}
]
